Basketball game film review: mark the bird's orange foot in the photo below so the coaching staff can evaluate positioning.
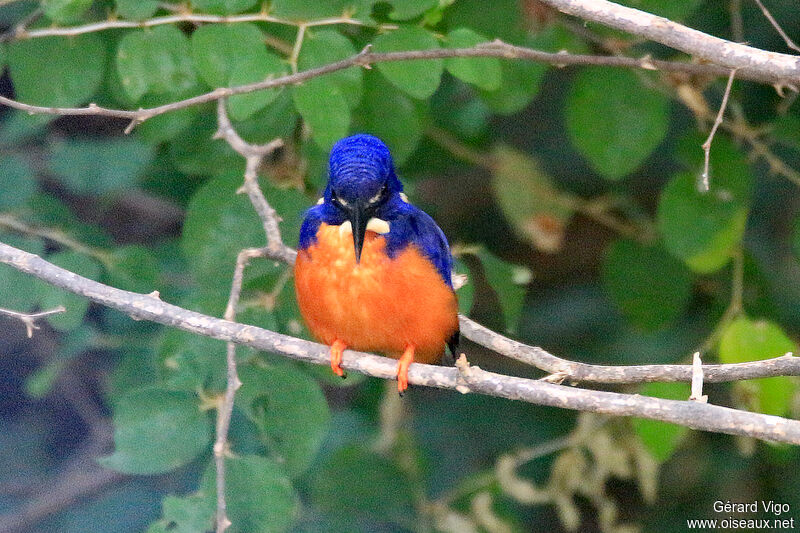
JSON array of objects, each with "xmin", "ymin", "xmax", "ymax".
[
  {"xmin": 330, "ymin": 339, "xmax": 347, "ymax": 379},
  {"xmin": 396, "ymin": 345, "xmax": 415, "ymax": 395}
]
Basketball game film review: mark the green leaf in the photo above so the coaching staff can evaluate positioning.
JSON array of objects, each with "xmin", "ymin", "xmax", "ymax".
[
  {"xmin": 444, "ymin": 28, "xmax": 500, "ymax": 91},
  {"xmin": 719, "ymin": 317, "xmax": 798, "ymax": 416},
  {"xmin": 602, "ymin": 239, "xmax": 693, "ymax": 330},
  {"xmin": 157, "ymin": 327, "xmax": 226, "ymax": 390},
  {"xmin": 566, "ymin": 68, "xmax": 669, "ymax": 179},
  {"xmin": 181, "ymin": 171, "xmax": 263, "ymax": 281},
  {"xmin": 136, "ymin": 93, "xmax": 200, "ymax": 143},
  {"xmin": 0, "ymin": 111, "xmax": 53, "ymax": 146},
  {"xmin": 237, "ymin": 364, "xmax": 330, "ymax": 476},
  {"xmin": 42, "ymin": 0, "xmax": 93, "ymax": 23},
  {"xmin": 477, "ymin": 249, "xmax": 530, "ymax": 333},
  {"xmin": 298, "ymin": 30, "xmax": 362, "ymax": 109},
  {"xmin": 373, "ymin": 27, "xmax": 443, "ymax": 99},
  {"xmin": 40, "ymin": 251, "xmax": 102, "ymax": 331},
  {"xmin": 150, "ymin": 493, "xmax": 214, "ymax": 533},
  {"xmin": 182, "ymin": 171, "xmax": 309, "ymax": 282},
  {"xmin": 792, "ymin": 214, "xmax": 800, "ymax": 260},
  {"xmin": 106, "ymin": 245, "xmax": 160, "ymax": 293},
  {"xmin": 354, "ymin": 73, "xmax": 422, "ymax": 165},
  {"xmin": 491, "ymin": 144, "xmax": 573, "ymax": 253},
  {"xmin": 169, "ymin": 111, "xmax": 240, "ymax": 175},
  {"xmin": 48, "ymin": 137, "xmax": 155, "ymax": 195},
  {"xmin": 192, "ymin": 0, "xmax": 258, "ymax": 14},
  {"xmin": 99, "ymin": 387, "xmax": 212, "ymax": 474},
  {"xmin": 202, "ymin": 455, "xmax": 299, "ymax": 533},
  {"xmin": 312, "ymin": 446, "xmax": 415, "ymax": 520},
  {"xmin": 117, "ymin": 26, "xmax": 197, "ymax": 102},
  {"xmin": 385, "ymin": 0, "xmax": 438, "ymax": 19},
  {"xmin": 292, "ymin": 78, "xmax": 350, "ymax": 150},
  {"xmin": 0, "ymin": 154, "xmax": 36, "ymax": 209},
  {"xmin": 720, "ymin": 316, "xmax": 795, "ymax": 365},
  {"xmin": 227, "ymin": 52, "xmax": 287, "ymax": 121},
  {"xmin": 116, "ymin": 0, "xmax": 159, "ymax": 20},
  {"xmin": 8, "ymin": 34, "xmax": 106, "ymax": 106},
  {"xmin": 269, "ymin": 0, "xmax": 351, "ymax": 20},
  {"xmin": 191, "ymin": 23, "xmax": 272, "ymax": 88},
  {"xmin": 658, "ymin": 136, "xmax": 752, "ymax": 273},
  {"xmin": 633, "ymin": 382, "xmax": 690, "ymax": 462},
  {"xmin": 479, "ymin": 60, "xmax": 546, "ymax": 115}
]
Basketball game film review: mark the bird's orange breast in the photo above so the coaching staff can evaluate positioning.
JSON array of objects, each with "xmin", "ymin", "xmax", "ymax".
[{"xmin": 294, "ymin": 223, "xmax": 458, "ymax": 363}]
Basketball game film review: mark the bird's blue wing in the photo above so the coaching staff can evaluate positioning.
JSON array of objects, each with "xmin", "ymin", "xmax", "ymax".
[{"xmin": 385, "ymin": 206, "xmax": 454, "ymax": 288}]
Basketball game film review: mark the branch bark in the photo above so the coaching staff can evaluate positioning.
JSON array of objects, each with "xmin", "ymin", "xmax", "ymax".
[
  {"xmin": 460, "ymin": 316, "xmax": 800, "ymax": 384},
  {"xmin": 2, "ymin": 241, "xmax": 800, "ymax": 445},
  {"xmin": 536, "ymin": 0, "xmax": 800, "ymax": 87},
  {"xmin": 0, "ymin": 40, "xmax": 789, "ymax": 133}
]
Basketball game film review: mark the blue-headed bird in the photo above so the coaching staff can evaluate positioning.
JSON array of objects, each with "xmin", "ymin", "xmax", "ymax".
[{"xmin": 294, "ymin": 134, "xmax": 459, "ymax": 393}]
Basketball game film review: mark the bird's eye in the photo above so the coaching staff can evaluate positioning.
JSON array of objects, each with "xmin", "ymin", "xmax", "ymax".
[
  {"xmin": 330, "ymin": 191, "xmax": 348, "ymax": 208},
  {"xmin": 368, "ymin": 184, "xmax": 388, "ymax": 205}
]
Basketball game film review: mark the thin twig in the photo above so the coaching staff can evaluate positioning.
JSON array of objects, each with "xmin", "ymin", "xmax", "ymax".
[
  {"xmin": 214, "ymin": 247, "xmax": 266, "ymax": 533},
  {"xmin": 730, "ymin": 0, "xmax": 744, "ymax": 43},
  {"xmin": 213, "ymin": 99, "xmax": 296, "ymax": 263},
  {"xmin": 0, "ymin": 306, "xmax": 66, "ymax": 337},
  {"xmin": 0, "ymin": 12, "xmax": 376, "ymax": 42},
  {"xmin": 211, "ymin": 99, "xmax": 294, "ymax": 532},
  {"xmin": 752, "ymin": 0, "xmax": 800, "ymax": 53},
  {"xmin": 0, "ymin": 41, "xmax": 791, "ymax": 134},
  {"xmin": 700, "ymin": 69, "xmax": 737, "ymax": 192},
  {"xmin": 3, "ymin": 241, "xmax": 800, "ymax": 444},
  {"xmin": 0, "ymin": 214, "xmax": 113, "ymax": 267},
  {"xmin": 289, "ymin": 24, "xmax": 307, "ymax": 74},
  {"xmin": 459, "ymin": 315, "xmax": 799, "ymax": 384}
]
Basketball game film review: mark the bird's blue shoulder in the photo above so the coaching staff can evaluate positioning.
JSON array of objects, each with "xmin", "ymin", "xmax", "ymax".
[
  {"xmin": 381, "ymin": 199, "xmax": 454, "ymax": 288},
  {"xmin": 298, "ymin": 195, "xmax": 454, "ymax": 288},
  {"xmin": 298, "ymin": 202, "xmax": 344, "ymax": 251}
]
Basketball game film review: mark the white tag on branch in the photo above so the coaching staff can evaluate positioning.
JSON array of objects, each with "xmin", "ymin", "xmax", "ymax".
[{"xmin": 689, "ymin": 351, "xmax": 708, "ymax": 403}]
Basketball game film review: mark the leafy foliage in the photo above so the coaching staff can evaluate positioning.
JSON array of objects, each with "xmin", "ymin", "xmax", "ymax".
[
  {"xmin": 566, "ymin": 68, "xmax": 669, "ymax": 179},
  {"xmin": 100, "ymin": 387, "xmax": 212, "ymax": 474}
]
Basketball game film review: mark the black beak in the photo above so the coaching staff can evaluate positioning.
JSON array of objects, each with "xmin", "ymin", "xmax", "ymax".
[{"xmin": 349, "ymin": 203, "xmax": 368, "ymax": 263}]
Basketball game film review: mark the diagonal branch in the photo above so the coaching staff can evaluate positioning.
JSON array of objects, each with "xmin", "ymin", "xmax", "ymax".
[
  {"xmin": 460, "ymin": 316, "xmax": 799, "ymax": 384},
  {"xmin": 0, "ymin": 12, "xmax": 378, "ymax": 42},
  {"xmin": 2, "ymin": 240, "xmax": 800, "ymax": 445},
  {"xmin": 0, "ymin": 40, "xmax": 793, "ymax": 133},
  {"xmin": 752, "ymin": 0, "xmax": 800, "ymax": 54},
  {"xmin": 536, "ymin": 0, "xmax": 800, "ymax": 87}
]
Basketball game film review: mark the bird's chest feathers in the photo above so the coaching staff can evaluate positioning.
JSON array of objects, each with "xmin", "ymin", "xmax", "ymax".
[{"xmin": 304, "ymin": 221, "xmax": 395, "ymax": 291}]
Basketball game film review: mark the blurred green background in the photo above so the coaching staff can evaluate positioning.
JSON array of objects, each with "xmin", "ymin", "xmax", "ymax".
[{"xmin": 0, "ymin": 0, "xmax": 799, "ymax": 531}]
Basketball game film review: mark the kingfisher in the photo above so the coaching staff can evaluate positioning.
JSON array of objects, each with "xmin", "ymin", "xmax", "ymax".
[{"xmin": 294, "ymin": 134, "xmax": 459, "ymax": 393}]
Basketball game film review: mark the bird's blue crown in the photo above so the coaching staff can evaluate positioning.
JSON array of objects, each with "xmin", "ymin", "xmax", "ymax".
[{"xmin": 299, "ymin": 134, "xmax": 453, "ymax": 286}]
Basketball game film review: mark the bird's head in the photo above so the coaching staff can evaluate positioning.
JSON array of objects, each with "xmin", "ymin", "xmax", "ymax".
[{"xmin": 325, "ymin": 134, "xmax": 403, "ymax": 262}]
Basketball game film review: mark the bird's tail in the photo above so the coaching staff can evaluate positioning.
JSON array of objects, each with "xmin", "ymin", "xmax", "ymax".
[{"xmin": 445, "ymin": 328, "xmax": 460, "ymax": 365}]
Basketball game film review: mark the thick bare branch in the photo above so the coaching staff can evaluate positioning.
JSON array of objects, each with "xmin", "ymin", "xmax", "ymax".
[
  {"xmin": 536, "ymin": 0, "xmax": 800, "ymax": 87},
  {"xmin": 2, "ymin": 241, "xmax": 800, "ymax": 445}
]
